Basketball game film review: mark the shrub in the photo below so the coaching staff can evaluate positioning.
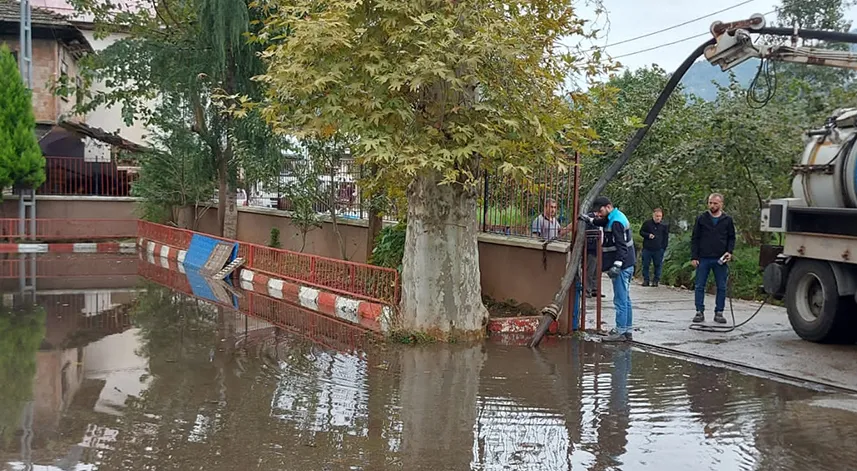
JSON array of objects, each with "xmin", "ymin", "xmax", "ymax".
[
  {"xmin": 370, "ymin": 222, "xmax": 406, "ymax": 272},
  {"xmin": 269, "ymin": 227, "xmax": 281, "ymax": 249}
]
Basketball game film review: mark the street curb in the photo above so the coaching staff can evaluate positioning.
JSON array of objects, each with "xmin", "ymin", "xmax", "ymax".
[{"xmin": 0, "ymin": 242, "xmax": 137, "ymax": 254}]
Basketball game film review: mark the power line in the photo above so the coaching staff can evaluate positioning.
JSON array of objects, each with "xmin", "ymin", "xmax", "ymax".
[
  {"xmin": 612, "ymin": 9, "xmax": 776, "ymax": 59},
  {"xmin": 585, "ymin": 0, "xmax": 761, "ymax": 52}
]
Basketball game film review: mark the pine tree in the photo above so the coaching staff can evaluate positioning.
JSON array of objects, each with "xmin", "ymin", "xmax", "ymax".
[{"xmin": 0, "ymin": 44, "xmax": 44, "ymax": 195}]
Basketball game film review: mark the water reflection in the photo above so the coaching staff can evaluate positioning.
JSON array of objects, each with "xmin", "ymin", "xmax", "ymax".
[{"xmin": 1, "ymin": 281, "xmax": 857, "ymax": 470}]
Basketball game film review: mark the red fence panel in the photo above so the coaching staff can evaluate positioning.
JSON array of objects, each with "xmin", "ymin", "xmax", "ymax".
[
  {"xmin": 139, "ymin": 221, "xmax": 400, "ymax": 305},
  {"xmin": 38, "ymin": 156, "xmax": 138, "ymax": 197},
  {"xmin": 0, "ymin": 219, "xmax": 138, "ymax": 241},
  {"xmin": 137, "ymin": 220, "xmax": 194, "ymax": 250}
]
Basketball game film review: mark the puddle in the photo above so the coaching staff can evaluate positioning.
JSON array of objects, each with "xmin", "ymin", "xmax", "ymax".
[{"xmin": 0, "ymin": 258, "xmax": 856, "ymax": 470}]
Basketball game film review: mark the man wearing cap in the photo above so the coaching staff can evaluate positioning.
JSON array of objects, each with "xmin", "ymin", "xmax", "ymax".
[{"xmin": 581, "ymin": 196, "xmax": 636, "ymax": 342}]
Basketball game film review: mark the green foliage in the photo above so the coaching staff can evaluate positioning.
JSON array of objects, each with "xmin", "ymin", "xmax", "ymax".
[
  {"xmin": 269, "ymin": 227, "xmax": 281, "ymax": 248},
  {"xmin": 477, "ymin": 205, "xmax": 531, "ymax": 230},
  {"xmin": 0, "ymin": 45, "xmax": 44, "ymax": 194},
  {"xmin": 0, "ymin": 303, "xmax": 46, "ymax": 446},
  {"xmin": 64, "ymin": 0, "xmax": 288, "ymax": 233},
  {"xmin": 251, "ymin": 0, "xmax": 616, "ymax": 191},
  {"xmin": 370, "ymin": 222, "xmax": 406, "ymax": 273},
  {"xmin": 130, "ymin": 96, "xmax": 217, "ymax": 223}
]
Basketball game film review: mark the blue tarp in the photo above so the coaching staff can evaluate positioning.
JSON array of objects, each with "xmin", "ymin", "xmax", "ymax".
[
  {"xmin": 185, "ymin": 234, "xmax": 237, "ymax": 272},
  {"xmin": 185, "ymin": 268, "xmax": 238, "ymax": 308}
]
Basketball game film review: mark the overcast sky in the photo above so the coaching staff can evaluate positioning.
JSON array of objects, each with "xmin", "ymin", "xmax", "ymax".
[{"xmin": 570, "ymin": 0, "xmax": 857, "ymax": 74}]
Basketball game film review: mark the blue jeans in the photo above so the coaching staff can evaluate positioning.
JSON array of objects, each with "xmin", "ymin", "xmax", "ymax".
[
  {"xmin": 641, "ymin": 248, "xmax": 665, "ymax": 283},
  {"xmin": 695, "ymin": 257, "xmax": 728, "ymax": 313},
  {"xmin": 612, "ymin": 266, "xmax": 635, "ymax": 334}
]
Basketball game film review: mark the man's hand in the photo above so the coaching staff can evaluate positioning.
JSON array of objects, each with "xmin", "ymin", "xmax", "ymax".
[
  {"xmin": 723, "ymin": 253, "xmax": 733, "ymax": 262},
  {"xmin": 648, "ymin": 234, "xmax": 655, "ymax": 239},
  {"xmin": 578, "ymin": 213, "xmax": 594, "ymax": 225},
  {"xmin": 691, "ymin": 259, "xmax": 699, "ymax": 268},
  {"xmin": 608, "ymin": 262, "xmax": 622, "ymax": 279}
]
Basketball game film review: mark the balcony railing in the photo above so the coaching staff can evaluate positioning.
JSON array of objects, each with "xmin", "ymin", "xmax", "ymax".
[{"xmin": 38, "ymin": 156, "xmax": 138, "ymax": 197}]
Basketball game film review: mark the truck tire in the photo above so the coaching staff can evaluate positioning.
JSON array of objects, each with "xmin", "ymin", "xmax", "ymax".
[{"xmin": 785, "ymin": 260, "xmax": 857, "ymax": 343}]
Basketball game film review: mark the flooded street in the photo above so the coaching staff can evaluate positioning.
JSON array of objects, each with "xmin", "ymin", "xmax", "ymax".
[{"xmin": 2, "ymin": 254, "xmax": 857, "ymax": 470}]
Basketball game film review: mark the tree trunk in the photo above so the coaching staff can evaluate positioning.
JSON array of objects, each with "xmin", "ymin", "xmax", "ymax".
[
  {"xmin": 218, "ymin": 156, "xmax": 238, "ymax": 239},
  {"xmin": 367, "ymin": 205, "xmax": 383, "ymax": 262},
  {"xmin": 400, "ymin": 172, "xmax": 488, "ymax": 340},
  {"xmin": 398, "ymin": 344, "xmax": 484, "ymax": 468}
]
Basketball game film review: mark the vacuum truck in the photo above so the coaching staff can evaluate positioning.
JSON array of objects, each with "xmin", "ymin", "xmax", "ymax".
[{"xmin": 703, "ymin": 15, "xmax": 857, "ymax": 343}]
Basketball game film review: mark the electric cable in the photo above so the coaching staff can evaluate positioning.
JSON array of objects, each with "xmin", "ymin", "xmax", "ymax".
[
  {"xmin": 583, "ymin": 0, "xmax": 762, "ymax": 53},
  {"xmin": 613, "ymin": 10, "xmax": 777, "ymax": 60}
]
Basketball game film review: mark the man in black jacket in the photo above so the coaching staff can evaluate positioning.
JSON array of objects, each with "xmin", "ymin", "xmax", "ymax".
[
  {"xmin": 691, "ymin": 193, "xmax": 736, "ymax": 324},
  {"xmin": 639, "ymin": 208, "xmax": 669, "ymax": 287}
]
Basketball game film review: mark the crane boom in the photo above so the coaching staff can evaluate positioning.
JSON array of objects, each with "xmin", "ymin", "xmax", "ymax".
[{"xmin": 704, "ymin": 14, "xmax": 857, "ymax": 71}]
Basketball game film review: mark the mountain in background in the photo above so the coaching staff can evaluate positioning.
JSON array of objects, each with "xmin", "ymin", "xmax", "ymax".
[
  {"xmin": 676, "ymin": 28, "xmax": 857, "ymax": 101},
  {"xmin": 679, "ymin": 59, "xmax": 759, "ymax": 101}
]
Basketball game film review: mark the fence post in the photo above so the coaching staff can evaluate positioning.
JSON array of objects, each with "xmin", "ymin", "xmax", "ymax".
[{"xmin": 482, "ymin": 172, "xmax": 489, "ymax": 233}]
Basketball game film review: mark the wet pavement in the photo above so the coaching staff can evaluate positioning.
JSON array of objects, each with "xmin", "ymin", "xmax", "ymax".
[
  {"xmin": 2, "ymin": 254, "xmax": 857, "ymax": 470},
  {"xmin": 589, "ymin": 274, "xmax": 857, "ymax": 392}
]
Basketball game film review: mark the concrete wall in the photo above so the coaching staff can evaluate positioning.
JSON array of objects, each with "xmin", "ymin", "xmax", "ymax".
[
  {"xmin": 197, "ymin": 206, "xmax": 571, "ymax": 308},
  {"xmin": 0, "ymin": 196, "xmax": 139, "ymax": 220},
  {"xmin": 0, "ymin": 196, "xmax": 572, "ymax": 308}
]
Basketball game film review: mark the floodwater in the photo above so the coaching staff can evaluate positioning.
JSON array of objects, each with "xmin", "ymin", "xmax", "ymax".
[{"xmin": 1, "ymin": 253, "xmax": 857, "ymax": 470}]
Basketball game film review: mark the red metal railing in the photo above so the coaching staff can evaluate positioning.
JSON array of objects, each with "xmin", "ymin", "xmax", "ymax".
[
  {"xmin": 38, "ymin": 156, "xmax": 138, "ymax": 197},
  {"xmin": 0, "ymin": 253, "xmax": 139, "ymax": 279},
  {"xmin": 137, "ymin": 220, "xmax": 400, "ymax": 305},
  {"xmin": 0, "ymin": 219, "xmax": 138, "ymax": 241}
]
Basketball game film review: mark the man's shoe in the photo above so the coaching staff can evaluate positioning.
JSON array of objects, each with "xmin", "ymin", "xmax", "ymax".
[
  {"xmin": 652, "ymin": 281, "xmax": 659, "ymax": 287},
  {"xmin": 693, "ymin": 312, "xmax": 704, "ymax": 323},
  {"xmin": 642, "ymin": 280, "xmax": 650, "ymax": 287},
  {"xmin": 714, "ymin": 312, "xmax": 727, "ymax": 324},
  {"xmin": 602, "ymin": 332, "xmax": 628, "ymax": 342}
]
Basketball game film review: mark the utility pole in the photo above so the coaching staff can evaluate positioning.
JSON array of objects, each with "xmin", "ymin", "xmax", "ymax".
[{"xmin": 18, "ymin": 0, "xmax": 35, "ymax": 242}]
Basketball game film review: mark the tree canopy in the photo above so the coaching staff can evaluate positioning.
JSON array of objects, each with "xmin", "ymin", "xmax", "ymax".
[{"xmin": 0, "ymin": 45, "xmax": 44, "ymax": 194}]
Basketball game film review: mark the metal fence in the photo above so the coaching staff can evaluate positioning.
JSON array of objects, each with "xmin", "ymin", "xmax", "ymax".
[
  {"xmin": 38, "ymin": 156, "xmax": 138, "ymax": 197},
  {"xmin": 271, "ymin": 158, "xmax": 578, "ymax": 241},
  {"xmin": 480, "ymin": 164, "xmax": 578, "ymax": 241},
  {"xmin": 0, "ymin": 219, "xmax": 139, "ymax": 242},
  {"xmin": 137, "ymin": 220, "xmax": 401, "ymax": 305}
]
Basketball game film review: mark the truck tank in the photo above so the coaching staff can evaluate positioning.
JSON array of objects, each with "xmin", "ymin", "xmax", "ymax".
[{"xmin": 791, "ymin": 108, "xmax": 857, "ymax": 209}]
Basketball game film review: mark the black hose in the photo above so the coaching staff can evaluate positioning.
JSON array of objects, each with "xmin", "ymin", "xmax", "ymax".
[
  {"xmin": 688, "ymin": 275, "xmax": 771, "ymax": 333},
  {"xmin": 527, "ymin": 38, "xmax": 716, "ymax": 348},
  {"xmin": 756, "ymin": 27, "xmax": 857, "ymax": 44}
]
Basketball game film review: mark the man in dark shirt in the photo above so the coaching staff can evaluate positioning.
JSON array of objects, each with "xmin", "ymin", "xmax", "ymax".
[
  {"xmin": 583, "ymin": 196, "xmax": 636, "ymax": 342},
  {"xmin": 691, "ymin": 193, "xmax": 736, "ymax": 324},
  {"xmin": 639, "ymin": 208, "xmax": 669, "ymax": 287}
]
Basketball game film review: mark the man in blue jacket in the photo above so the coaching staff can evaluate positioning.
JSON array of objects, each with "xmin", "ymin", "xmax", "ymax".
[
  {"xmin": 691, "ymin": 193, "xmax": 736, "ymax": 324},
  {"xmin": 583, "ymin": 196, "xmax": 636, "ymax": 342}
]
